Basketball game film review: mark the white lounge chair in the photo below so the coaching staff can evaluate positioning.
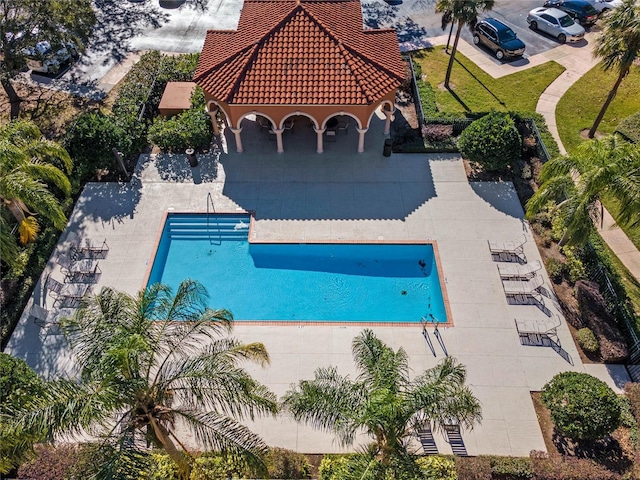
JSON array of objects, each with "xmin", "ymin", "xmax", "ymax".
[
  {"xmin": 502, "ymin": 275, "xmax": 545, "ymax": 302},
  {"xmin": 497, "ymin": 260, "xmax": 541, "ymax": 280},
  {"xmin": 29, "ymin": 303, "xmax": 51, "ymax": 327},
  {"xmin": 515, "ymin": 315, "xmax": 561, "ymax": 343},
  {"xmin": 488, "ymin": 234, "xmax": 527, "ymax": 262}
]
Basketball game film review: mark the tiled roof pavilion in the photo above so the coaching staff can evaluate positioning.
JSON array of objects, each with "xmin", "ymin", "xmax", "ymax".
[{"xmin": 194, "ymin": 0, "xmax": 404, "ymax": 153}]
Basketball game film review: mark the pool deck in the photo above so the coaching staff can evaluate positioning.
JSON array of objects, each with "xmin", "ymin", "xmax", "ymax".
[{"xmin": 6, "ymin": 114, "xmax": 630, "ymax": 457}]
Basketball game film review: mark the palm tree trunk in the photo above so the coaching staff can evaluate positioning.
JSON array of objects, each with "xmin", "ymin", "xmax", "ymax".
[
  {"xmin": 445, "ymin": 21, "xmax": 464, "ymax": 89},
  {"xmin": 1, "ymin": 77, "xmax": 22, "ymax": 120},
  {"xmin": 445, "ymin": 21, "xmax": 454, "ymax": 54},
  {"xmin": 149, "ymin": 416, "xmax": 192, "ymax": 480},
  {"xmin": 588, "ymin": 68, "xmax": 627, "ymax": 138}
]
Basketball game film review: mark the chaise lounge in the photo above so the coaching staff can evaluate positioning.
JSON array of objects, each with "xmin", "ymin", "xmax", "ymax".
[
  {"xmin": 502, "ymin": 275, "xmax": 545, "ymax": 302},
  {"xmin": 488, "ymin": 234, "xmax": 527, "ymax": 262},
  {"xmin": 497, "ymin": 260, "xmax": 542, "ymax": 280}
]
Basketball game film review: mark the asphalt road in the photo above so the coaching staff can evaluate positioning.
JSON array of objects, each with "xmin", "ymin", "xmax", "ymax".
[{"xmin": 27, "ymin": 0, "xmax": 595, "ymax": 95}]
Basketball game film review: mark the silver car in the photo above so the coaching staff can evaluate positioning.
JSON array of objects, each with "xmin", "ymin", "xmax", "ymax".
[{"xmin": 526, "ymin": 7, "xmax": 586, "ymax": 43}]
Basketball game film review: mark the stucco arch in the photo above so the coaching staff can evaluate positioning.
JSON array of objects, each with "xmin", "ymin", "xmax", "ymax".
[
  {"xmin": 279, "ymin": 111, "xmax": 320, "ymax": 130},
  {"xmin": 236, "ymin": 111, "xmax": 279, "ymax": 130},
  {"xmin": 366, "ymin": 101, "xmax": 395, "ymax": 130},
  {"xmin": 320, "ymin": 111, "xmax": 363, "ymax": 130},
  {"xmin": 206, "ymin": 100, "xmax": 230, "ymax": 127}
]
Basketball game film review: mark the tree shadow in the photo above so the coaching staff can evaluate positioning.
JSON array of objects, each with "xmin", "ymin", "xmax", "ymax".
[
  {"xmin": 136, "ymin": 152, "xmax": 220, "ymax": 183},
  {"xmin": 552, "ymin": 432, "xmax": 633, "ymax": 474},
  {"xmin": 450, "ymin": 56, "xmax": 506, "ymax": 108}
]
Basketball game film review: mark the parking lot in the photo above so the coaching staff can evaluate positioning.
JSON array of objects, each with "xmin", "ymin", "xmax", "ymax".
[{"xmin": 26, "ymin": 0, "xmax": 596, "ymax": 95}]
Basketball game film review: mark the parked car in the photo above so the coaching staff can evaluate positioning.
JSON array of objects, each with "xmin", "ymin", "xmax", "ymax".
[
  {"xmin": 473, "ymin": 18, "xmax": 526, "ymax": 60},
  {"xmin": 23, "ymin": 40, "xmax": 78, "ymax": 75},
  {"xmin": 583, "ymin": 0, "xmax": 623, "ymax": 13},
  {"xmin": 542, "ymin": 0, "xmax": 599, "ymax": 25},
  {"xmin": 527, "ymin": 7, "xmax": 586, "ymax": 43}
]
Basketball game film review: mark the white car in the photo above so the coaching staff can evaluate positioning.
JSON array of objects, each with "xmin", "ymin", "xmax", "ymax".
[
  {"xmin": 584, "ymin": 0, "xmax": 623, "ymax": 12},
  {"xmin": 23, "ymin": 40, "xmax": 78, "ymax": 75},
  {"xmin": 527, "ymin": 7, "xmax": 586, "ymax": 43}
]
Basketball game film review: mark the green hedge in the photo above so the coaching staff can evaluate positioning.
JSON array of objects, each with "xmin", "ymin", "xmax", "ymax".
[{"xmin": 615, "ymin": 111, "xmax": 640, "ymax": 144}]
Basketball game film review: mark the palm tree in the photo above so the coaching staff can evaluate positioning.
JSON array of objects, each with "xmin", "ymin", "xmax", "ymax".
[
  {"xmin": 526, "ymin": 135, "xmax": 640, "ymax": 246},
  {"xmin": 588, "ymin": 0, "xmax": 640, "ymax": 138},
  {"xmin": 436, "ymin": 0, "xmax": 495, "ymax": 89},
  {"xmin": 3, "ymin": 280, "xmax": 278, "ymax": 480},
  {"xmin": 0, "ymin": 121, "xmax": 72, "ymax": 253},
  {"xmin": 282, "ymin": 329, "xmax": 481, "ymax": 478}
]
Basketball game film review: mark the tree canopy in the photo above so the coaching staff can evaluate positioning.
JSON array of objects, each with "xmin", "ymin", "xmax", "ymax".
[
  {"xmin": 1, "ymin": 280, "xmax": 278, "ymax": 479},
  {"xmin": 283, "ymin": 329, "xmax": 481, "ymax": 479},
  {"xmin": 0, "ymin": 0, "xmax": 96, "ymax": 117}
]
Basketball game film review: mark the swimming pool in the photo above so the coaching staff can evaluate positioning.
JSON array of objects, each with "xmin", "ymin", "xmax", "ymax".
[{"xmin": 147, "ymin": 213, "xmax": 449, "ymax": 323}]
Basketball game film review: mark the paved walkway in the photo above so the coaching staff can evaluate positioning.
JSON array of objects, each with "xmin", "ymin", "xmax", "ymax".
[{"xmin": 426, "ymin": 33, "xmax": 640, "ymax": 282}]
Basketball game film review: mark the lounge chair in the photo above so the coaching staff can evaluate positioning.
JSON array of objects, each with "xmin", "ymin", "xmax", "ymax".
[
  {"xmin": 502, "ymin": 274, "xmax": 545, "ymax": 302},
  {"xmin": 497, "ymin": 260, "xmax": 541, "ymax": 280},
  {"xmin": 67, "ymin": 231, "xmax": 109, "ymax": 259},
  {"xmin": 283, "ymin": 117, "xmax": 295, "ymax": 133},
  {"xmin": 337, "ymin": 118, "xmax": 350, "ymax": 134},
  {"xmin": 515, "ymin": 315, "xmax": 561, "ymax": 344},
  {"xmin": 488, "ymin": 234, "xmax": 527, "ymax": 262},
  {"xmin": 29, "ymin": 303, "xmax": 51, "ymax": 327},
  {"xmin": 46, "ymin": 276, "xmax": 93, "ymax": 308},
  {"xmin": 56, "ymin": 254, "xmax": 101, "ymax": 283},
  {"xmin": 416, "ymin": 422, "xmax": 438, "ymax": 455}
]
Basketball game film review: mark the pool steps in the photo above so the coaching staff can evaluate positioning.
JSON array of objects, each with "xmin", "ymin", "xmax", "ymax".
[{"xmin": 165, "ymin": 214, "xmax": 250, "ymax": 241}]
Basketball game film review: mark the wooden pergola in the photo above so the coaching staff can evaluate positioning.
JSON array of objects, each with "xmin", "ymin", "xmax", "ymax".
[{"xmin": 194, "ymin": 0, "xmax": 405, "ymax": 153}]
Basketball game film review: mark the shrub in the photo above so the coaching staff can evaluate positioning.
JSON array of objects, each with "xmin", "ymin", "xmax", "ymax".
[
  {"xmin": 576, "ymin": 327, "xmax": 599, "ymax": 354},
  {"xmin": 458, "ymin": 112, "xmax": 521, "ymax": 172},
  {"xmin": 318, "ymin": 455, "xmax": 353, "ymax": 480},
  {"xmin": 422, "ymin": 124, "xmax": 453, "ymax": 142},
  {"xmin": 615, "ymin": 111, "xmax": 640, "ymax": 144},
  {"xmin": 191, "ymin": 452, "xmax": 255, "ymax": 480},
  {"xmin": 625, "ymin": 383, "xmax": 640, "ymax": 422},
  {"xmin": 416, "ymin": 78, "xmax": 438, "ymax": 117},
  {"xmin": 576, "ymin": 280, "xmax": 629, "ymax": 363},
  {"xmin": 545, "ymin": 257, "xmax": 566, "ymax": 284},
  {"xmin": 560, "ymin": 246, "xmax": 586, "ymax": 284},
  {"xmin": 530, "ymin": 451, "xmax": 622, "ymax": 480},
  {"xmin": 454, "ymin": 456, "xmax": 491, "ymax": 480},
  {"xmin": 541, "ymin": 372, "xmax": 621, "ymax": 441},
  {"xmin": 16, "ymin": 444, "xmax": 84, "ymax": 480},
  {"xmin": 415, "ymin": 455, "xmax": 457, "ymax": 480},
  {"xmin": 147, "ymin": 107, "xmax": 213, "ymax": 152},
  {"xmin": 488, "ymin": 456, "xmax": 532, "ymax": 479},
  {"xmin": 265, "ymin": 447, "xmax": 311, "ymax": 479},
  {"xmin": 64, "ymin": 111, "xmax": 132, "ymax": 187}
]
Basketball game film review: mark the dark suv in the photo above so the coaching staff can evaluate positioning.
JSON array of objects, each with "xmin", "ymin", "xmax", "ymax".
[
  {"xmin": 542, "ymin": 0, "xmax": 599, "ymax": 25},
  {"xmin": 473, "ymin": 18, "xmax": 526, "ymax": 60}
]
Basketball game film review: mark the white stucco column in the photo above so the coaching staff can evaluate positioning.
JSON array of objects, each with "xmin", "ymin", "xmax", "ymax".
[
  {"xmin": 356, "ymin": 127, "xmax": 368, "ymax": 153},
  {"xmin": 382, "ymin": 107, "xmax": 395, "ymax": 135},
  {"xmin": 313, "ymin": 126, "xmax": 326, "ymax": 153},
  {"xmin": 206, "ymin": 106, "xmax": 220, "ymax": 135},
  {"xmin": 229, "ymin": 126, "xmax": 243, "ymax": 153},
  {"xmin": 273, "ymin": 128, "xmax": 285, "ymax": 153}
]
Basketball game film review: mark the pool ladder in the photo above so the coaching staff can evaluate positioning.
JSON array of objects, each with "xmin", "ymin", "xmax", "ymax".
[{"xmin": 206, "ymin": 192, "xmax": 221, "ymax": 245}]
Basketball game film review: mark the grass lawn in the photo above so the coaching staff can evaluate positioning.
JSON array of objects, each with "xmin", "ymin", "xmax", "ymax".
[
  {"xmin": 556, "ymin": 63, "xmax": 640, "ymax": 154},
  {"xmin": 412, "ymin": 46, "xmax": 566, "ymax": 114}
]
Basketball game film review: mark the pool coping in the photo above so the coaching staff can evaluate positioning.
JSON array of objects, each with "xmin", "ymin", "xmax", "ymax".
[{"xmin": 143, "ymin": 210, "xmax": 453, "ymax": 328}]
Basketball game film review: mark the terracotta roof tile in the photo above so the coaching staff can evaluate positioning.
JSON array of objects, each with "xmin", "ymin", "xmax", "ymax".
[{"xmin": 194, "ymin": 0, "xmax": 404, "ymax": 105}]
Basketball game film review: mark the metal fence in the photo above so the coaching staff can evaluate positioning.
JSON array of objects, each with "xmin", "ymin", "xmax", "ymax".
[
  {"xmin": 406, "ymin": 55, "xmax": 425, "ymax": 129},
  {"xmin": 527, "ymin": 118, "xmax": 552, "ymax": 163},
  {"xmin": 589, "ymin": 262, "xmax": 640, "ymax": 365}
]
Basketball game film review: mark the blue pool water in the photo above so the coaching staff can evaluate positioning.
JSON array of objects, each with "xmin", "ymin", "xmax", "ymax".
[{"xmin": 147, "ymin": 214, "xmax": 448, "ymax": 323}]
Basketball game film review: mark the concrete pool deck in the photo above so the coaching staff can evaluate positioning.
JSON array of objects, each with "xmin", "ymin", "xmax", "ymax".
[{"xmin": 7, "ymin": 115, "xmax": 630, "ymax": 457}]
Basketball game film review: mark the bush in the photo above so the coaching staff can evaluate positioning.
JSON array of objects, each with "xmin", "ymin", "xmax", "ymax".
[
  {"xmin": 416, "ymin": 78, "xmax": 438, "ymax": 117},
  {"xmin": 576, "ymin": 327, "xmax": 599, "ymax": 354},
  {"xmin": 560, "ymin": 246, "xmax": 586, "ymax": 284},
  {"xmin": 576, "ymin": 280, "xmax": 629, "ymax": 363},
  {"xmin": 454, "ymin": 456, "xmax": 491, "ymax": 480},
  {"xmin": 541, "ymin": 372, "xmax": 621, "ymax": 441},
  {"xmin": 422, "ymin": 124, "xmax": 453, "ymax": 142},
  {"xmin": 191, "ymin": 452, "xmax": 255, "ymax": 480},
  {"xmin": 64, "ymin": 112, "xmax": 132, "ymax": 187},
  {"xmin": 16, "ymin": 444, "xmax": 85, "ymax": 480},
  {"xmin": 265, "ymin": 447, "xmax": 311, "ymax": 479},
  {"xmin": 615, "ymin": 111, "xmax": 640, "ymax": 144},
  {"xmin": 545, "ymin": 258, "xmax": 566, "ymax": 284},
  {"xmin": 458, "ymin": 112, "xmax": 521, "ymax": 172},
  {"xmin": 318, "ymin": 455, "xmax": 353, "ymax": 480},
  {"xmin": 415, "ymin": 455, "xmax": 457, "ymax": 480},
  {"xmin": 147, "ymin": 107, "xmax": 213, "ymax": 152},
  {"xmin": 488, "ymin": 456, "xmax": 532, "ymax": 479}
]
